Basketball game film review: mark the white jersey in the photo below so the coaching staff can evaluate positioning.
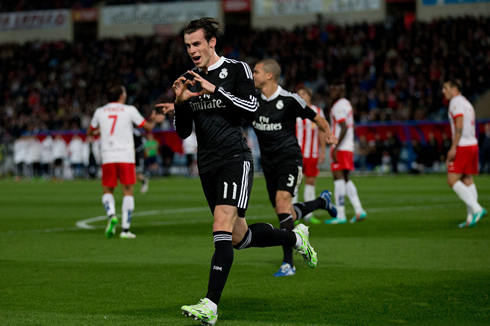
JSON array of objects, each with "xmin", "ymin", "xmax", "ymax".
[
  {"xmin": 13, "ymin": 138, "xmax": 27, "ymax": 164},
  {"xmin": 69, "ymin": 137, "xmax": 84, "ymax": 164},
  {"xmin": 330, "ymin": 98, "xmax": 354, "ymax": 152},
  {"xmin": 52, "ymin": 138, "xmax": 68, "ymax": 160},
  {"xmin": 296, "ymin": 105, "xmax": 324, "ymax": 159},
  {"xmin": 41, "ymin": 136, "xmax": 54, "ymax": 164},
  {"xmin": 90, "ymin": 102, "xmax": 146, "ymax": 164},
  {"xmin": 448, "ymin": 95, "xmax": 477, "ymax": 147}
]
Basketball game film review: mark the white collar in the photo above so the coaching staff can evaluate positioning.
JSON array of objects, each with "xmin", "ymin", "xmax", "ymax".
[
  {"xmin": 208, "ymin": 56, "xmax": 225, "ymax": 71},
  {"xmin": 261, "ymin": 85, "xmax": 282, "ymax": 101}
]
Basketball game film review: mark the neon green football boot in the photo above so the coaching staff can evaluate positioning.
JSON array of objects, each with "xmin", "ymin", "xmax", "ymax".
[
  {"xmin": 293, "ymin": 224, "xmax": 318, "ymax": 268},
  {"xmin": 181, "ymin": 298, "xmax": 218, "ymax": 325},
  {"xmin": 104, "ymin": 215, "xmax": 118, "ymax": 239}
]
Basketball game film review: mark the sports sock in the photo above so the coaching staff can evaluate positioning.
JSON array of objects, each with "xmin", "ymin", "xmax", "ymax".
[
  {"xmin": 102, "ymin": 193, "xmax": 116, "ymax": 217},
  {"xmin": 346, "ymin": 180, "xmax": 363, "ymax": 215},
  {"xmin": 278, "ymin": 213, "xmax": 294, "ymax": 266},
  {"xmin": 233, "ymin": 223, "xmax": 297, "ymax": 250},
  {"xmin": 303, "ymin": 184, "xmax": 316, "ymax": 219},
  {"xmin": 293, "ymin": 197, "xmax": 325, "ymax": 220},
  {"xmin": 453, "ymin": 181, "xmax": 482, "ymax": 214},
  {"xmin": 334, "ymin": 179, "xmax": 346, "ymax": 219},
  {"xmin": 206, "ymin": 231, "xmax": 233, "ymax": 306},
  {"xmin": 466, "ymin": 184, "xmax": 479, "ymax": 222},
  {"xmin": 122, "ymin": 196, "xmax": 134, "ymax": 231}
]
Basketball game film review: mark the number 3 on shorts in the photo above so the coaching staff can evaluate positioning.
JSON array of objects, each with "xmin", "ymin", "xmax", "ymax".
[{"xmin": 287, "ymin": 174, "xmax": 295, "ymax": 187}]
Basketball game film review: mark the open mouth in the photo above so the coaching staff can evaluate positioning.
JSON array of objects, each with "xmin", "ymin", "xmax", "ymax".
[{"xmin": 192, "ymin": 56, "xmax": 202, "ymax": 64}]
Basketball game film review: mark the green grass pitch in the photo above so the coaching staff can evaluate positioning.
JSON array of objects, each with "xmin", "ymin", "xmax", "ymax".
[{"xmin": 1, "ymin": 174, "xmax": 489, "ymax": 325}]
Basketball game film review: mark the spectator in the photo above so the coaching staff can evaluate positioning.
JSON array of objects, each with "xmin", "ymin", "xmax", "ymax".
[
  {"xmin": 13, "ymin": 136, "xmax": 27, "ymax": 181},
  {"xmin": 385, "ymin": 131, "xmax": 401, "ymax": 174},
  {"xmin": 69, "ymin": 135, "xmax": 84, "ymax": 178},
  {"xmin": 52, "ymin": 135, "xmax": 68, "ymax": 180},
  {"xmin": 440, "ymin": 133, "xmax": 452, "ymax": 168},
  {"xmin": 426, "ymin": 132, "xmax": 439, "ymax": 171},
  {"xmin": 144, "ymin": 133, "xmax": 159, "ymax": 175},
  {"xmin": 479, "ymin": 123, "xmax": 490, "ymax": 174},
  {"xmin": 41, "ymin": 135, "xmax": 54, "ymax": 178},
  {"xmin": 355, "ymin": 135, "xmax": 369, "ymax": 171},
  {"xmin": 182, "ymin": 131, "xmax": 198, "ymax": 177}
]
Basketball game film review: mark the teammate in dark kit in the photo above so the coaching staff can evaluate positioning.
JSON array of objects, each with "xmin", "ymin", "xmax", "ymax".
[
  {"xmin": 133, "ymin": 128, "xmax": 149, "ymax": 194},
  {"xmin": 157, "ymin": 18, "xmax": 326, "ymax": 325},
  {"xmin": 252, "ymin": 59, "xmax": 338, "ymax": 277}
]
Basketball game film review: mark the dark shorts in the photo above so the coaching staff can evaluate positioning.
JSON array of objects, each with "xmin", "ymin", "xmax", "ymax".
[
  {"xmin": 135, "ymin": 150, "xmax": 145, "ymax": 174},
  {"xmin": 16, "ymin": 163, "xmax": 24, "ymax": 176},
  {"xmin": 262, "ymin": 163, "xmax": 303, "ymax": 207},
  {"xmin": 54, "ymin": 158, "xmax": 63, "ymax": 167},
  {"xmin": 199, "ymin": 160, "xmax": 253, "ymax": 218},
  {"xmin": 146, "ymin": 156, "xmax": 157, "ymax": 166}
]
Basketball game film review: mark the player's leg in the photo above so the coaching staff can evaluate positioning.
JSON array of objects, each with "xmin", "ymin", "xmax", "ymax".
[
  {"xmin": 325, "ymin": 169, "xmax": 346, "ymax": 224},
  {"xmin": 448, "ymin": 173, "xmax": 483, "ymax": 228},
  {"xmin": 461, "ymin": 174, "xmax": 487, "ymax": 226},
  {"xmin": 101, "ymin": 163, "xmax": 118, "ymax": 238},
  {"xmin": 119, "ymin": 163, "xmax": 137, "ymax": 238},
  {"xmin": 345, "ymin": 171, "xmax": 367, "ymax": 223}
]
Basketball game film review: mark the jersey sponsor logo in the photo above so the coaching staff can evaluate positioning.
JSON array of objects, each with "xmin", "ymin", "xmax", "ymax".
[
  {"xmin": 190, "ymin": 94, "xmax": 225, "ymax": 111},
  {"xmin": 276, "ymin": 99, "xmax": 284, "ymax": 110},
  {"xmin": 253, "ymin": 116, "xmax": 282, "ymax": 131},
  {"xmin": 219, "ymin": 68, "xmax": 228, "ymax": 79}
]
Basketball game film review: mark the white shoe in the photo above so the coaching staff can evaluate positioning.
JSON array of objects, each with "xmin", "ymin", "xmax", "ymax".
[
  {"xmin": 140, "ymin": 177, "xmax": 149, "ymax": 194},
  {"xmin": 120, "ymin": 231, "xmax": 136, "ymax": 239}
]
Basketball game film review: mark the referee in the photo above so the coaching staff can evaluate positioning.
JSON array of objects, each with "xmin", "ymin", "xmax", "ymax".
[{"xmin": 163, "ymin": 18, "xmax": 319, "ymax": 325}]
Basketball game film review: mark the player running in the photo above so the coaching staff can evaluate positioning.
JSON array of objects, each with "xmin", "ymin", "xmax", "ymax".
[
  {"xmin": 88, "ymin": 85, "xmax": 164, "ymax": 239},
  {"xmin": 324, "ymin": 80, "xmax": 367, "ymax": 225},
  {"xmin": 442, "ymin": 79, "xmax": 487, "ymax": 228},
  {"xmin": 160, "ymin": 18, "xmax": 318, "ymax": 325},
  {"xmin": 294, "ymin": 86, "xmax": 327, "ymax": 224},
  {"xmin": 252, "ymin": 59, "xmax": 338, "ymax": 277}
]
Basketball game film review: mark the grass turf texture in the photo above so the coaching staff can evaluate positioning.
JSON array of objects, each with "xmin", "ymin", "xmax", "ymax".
[{"xmin": 0, "ymin": 175, "xmax": 489, "ymax": 325}]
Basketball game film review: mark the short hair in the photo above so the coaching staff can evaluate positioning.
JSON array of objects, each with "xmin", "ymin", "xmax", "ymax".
[
  {"xmin": 107, "ymin": 85, "xmax": 124, "ymax": 102},
  {"xmin": 258, "ymin": 59, "xmax": 281, "ymax": 82},
  {"xmin": 297, "ymin": 86, "xmax": 313, "ymax": 98},
  {"xmin": 184, "ymin": 17, "xmax": 223, "ymax": 43},
  {"xmin": 445, "ymin": 78, "xmax": 462, "ymax": 92}
]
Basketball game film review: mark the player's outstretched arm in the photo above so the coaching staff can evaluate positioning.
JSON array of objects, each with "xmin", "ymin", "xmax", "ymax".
[
  {"xmin": 314, "ymin": 115, "xmax": 338, "ymax": 145},
  {"xmin": 142, "ymin": 110, "xmax": 166, "ymax": 133},
  {"xmin": 155, "ymin": 103, "xmax": 175, "ymax": 114}
]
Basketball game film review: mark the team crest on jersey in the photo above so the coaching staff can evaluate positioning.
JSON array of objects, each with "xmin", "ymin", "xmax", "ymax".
[
  {"xmin": 219, "ymin": 68, "xmax": 228, "ymax": 79},
  {"xmin": 276, "ymin": 100, "xmax": 284, "ymax": 110}
]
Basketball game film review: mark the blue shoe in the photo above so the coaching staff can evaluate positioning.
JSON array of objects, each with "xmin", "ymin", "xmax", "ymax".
[
  {"xmin": 468, "ymin": 208, "xmax": 487, "ymax": 227},
  {"xmin": 350, "ymin": 210, "xmax": 367, "ymax": 223},
  {"xmin": 273, "ymin": 263, "xmax": 296, "ymax": 277},
  {"xmin": 320, "ymin": 190, "xmax": 337, "ymax": 217},
  {"xmin": 324, "ymin": 217, "xmax": 347, "ymax": 225}
]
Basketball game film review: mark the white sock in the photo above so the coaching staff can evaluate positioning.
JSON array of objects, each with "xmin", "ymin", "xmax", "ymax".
[
  {"xmin": 346, "ymin": 180, "xmax": 363, "ymax": 215},
  {"xmin": 304, "ymin": 184, "xmax": 316, "ymax": 219},
  {"xmin": 452, "ymin": 181, "xmax": 482, "ymax": 214},
  {"xmin": 205, "ymin": 298, "xmax": 218, "ymax": 314},
  {"xmin": 294, "ymin": 232, "xmax": 303, "ymax": 249},
  {"xmin": 292, "ymin": 191, "xmax": 298, "ymax": 204},
  {"xmin": 466, "ymin": 184, "xmax": 479, "ymax": 222},
  {"xmin": 122, "ymin": 196, "xmax": 135, "ymax": 230},
  {"xmin": 334, "ymin": 179, "xmax": 346, "ymax": 220},
  {"xmin": 102, "ymin": 193, "xmax": 116, "ymax": 217}
]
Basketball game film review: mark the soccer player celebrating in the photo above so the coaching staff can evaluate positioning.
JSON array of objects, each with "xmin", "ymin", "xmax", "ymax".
[
  {"xmin": 324, "ymin": 80, "xmax": 367, "ymax": 225},
  {"xmin": 252, "ymin": 59, "xmax": 338, "ymax": 277},
  {"xmin": 295, "ymin": 86, "xmax": 327, "ymax": 224},
  {"xmin": 442, "ymin": 79, "xmax": 487, "ymax": 228},
  {"xmin": 166, "ymin": 18, "xmax": 318, "ymax": 325},
  {"xmin": 88, "ymin": 85, "xmax": 164, "ymax": 239}
]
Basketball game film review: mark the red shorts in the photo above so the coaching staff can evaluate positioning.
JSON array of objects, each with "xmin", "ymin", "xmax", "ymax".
[
  {"xmin": 303, "ymin": 157, "xmax": 319, "ymax": 177},
  {"xmin": 102, "ymin": 163, "xmax": 136, "ymax": 188},
  {"xmin": 447, "ymin": 145, "xmax": 479, "ymax": 175},
  {"xmin": 331, "ymin": 150, "xmax": 354, "ymax": 172}
]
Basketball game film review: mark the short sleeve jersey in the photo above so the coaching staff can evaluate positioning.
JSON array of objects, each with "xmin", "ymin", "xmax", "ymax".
[
  {"xmin": 330, "ymin": 98, "xmax": 355, "ymax": 152},
  {"xmin": 296, "ymin": 105, "xmax": 324, "ymax": 159},
  {"xmin": 448, "ymin": 95, "xmax": 477, "ymax": 147},
  {"xmin": 90, "ymin": 103, "xmax": 146, "ymax": 164},
  {"xmin": 253, "ymin": 86, "xmax": 317, "ymax": 168}
]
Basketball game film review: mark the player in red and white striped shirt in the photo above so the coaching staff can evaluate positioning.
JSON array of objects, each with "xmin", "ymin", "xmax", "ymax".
[
  {"xmin": 294, "ymin": 87, "xmax": 326, "ymax": 224},
  {"xmin": 442, "ymin": 79, "xmax": 486, "ymax": 228},
  {"xmin": 88, "ymin": 85, "xmax": 164, "ymax": 239},
  {"xmin": 325, "ymin": 80, "xmax": 366, "ymax": 224}
]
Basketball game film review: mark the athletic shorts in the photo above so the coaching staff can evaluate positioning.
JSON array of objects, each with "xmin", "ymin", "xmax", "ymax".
[
  {"xmin": 135, "ymin": 151, "xmax": 145, "ymax": 174},
  {"xmin": 303, "ymin": 157, "xmax": 319, "ymax": 177},
  {"xmin": 447, "ymin": 145, "xmax": 479, "ymax": 175},
  {"xmin": 102, "ymin": 163, "xmax": 136, "ymax": 188},
  {"xmin": 262, "ymin": 163, "xmax": 303, "ymax": 207},
  {"xmin": 146, "ymin": 156, "xmax": 157, "ymax": 166},
  {"xmin": 199, "ymin": 160, "xmax": 253, "ymax": 218},
  {"xmin": 331, "ymin": 150, "xmax": 354, "ymax": 172}
]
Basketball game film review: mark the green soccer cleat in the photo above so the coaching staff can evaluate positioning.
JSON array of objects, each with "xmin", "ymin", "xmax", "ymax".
[
  {"xmin": 105, "ymin": 215, "xmax": 118, "ymax": 238},
  {"xmin": 305, "ymin": 216, "xmax": 323, "ymax": 224},
  {"xmin": 350, "ymin": 210, "xmax": 367, "ymax": 224},
  {"xmin": 293, "ymin": 224, "xmax": 318, "ymax": 268},
  {"xmin": 324, "ymin": 217, "xmax": 347, "ymax": 225},
  {"xmin": 181, "ymin": 298, "xmax": 218, "ymax": 325}
]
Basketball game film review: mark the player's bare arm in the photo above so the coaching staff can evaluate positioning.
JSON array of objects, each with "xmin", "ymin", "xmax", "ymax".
[
  {"xmin": 173, "ymin": 76, "xmax": 199, "ymax": 105},
  {"xmin": 141, "ymin": 110, "xmax": 166, "ymax": 132},
  {"xmin": 155, "ymin": 103, "xmax": 175, "ymax": 114},
  {"xmin": 313, "ymin": 114, "xmax": 338, "ymax": 145},
  {"xmin": 332, "ymin": 121, "xmax": 348, "ymax": 163},
  {"xmin": 87, "ymin": 126, "xmax": 99, "ymax": 136},
  {"xmin": 447, "ymin": 115, "xmax": 463, "ymax": 165}
]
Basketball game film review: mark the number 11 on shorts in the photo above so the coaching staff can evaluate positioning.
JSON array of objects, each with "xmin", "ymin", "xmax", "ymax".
[{"xmin": 223, "ymin": 182, "xmax": 237, "ymax": 200}]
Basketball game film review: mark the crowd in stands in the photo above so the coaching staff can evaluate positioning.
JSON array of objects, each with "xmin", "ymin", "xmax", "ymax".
[{"xmin": 0, "ymin": 15, "xmax": 490, "ymax": 175}]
